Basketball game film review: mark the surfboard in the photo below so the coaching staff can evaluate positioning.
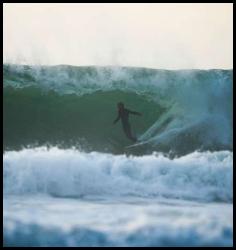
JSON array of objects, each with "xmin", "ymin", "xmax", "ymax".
[{"xmin": 125, "ymin": 140, "xmax": 148, "ymax": 149}]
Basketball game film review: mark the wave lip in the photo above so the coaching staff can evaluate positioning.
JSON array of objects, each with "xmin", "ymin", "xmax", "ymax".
[{"xmin": 3, "ymin": 148, "xmax": 232, "ymax": 202}]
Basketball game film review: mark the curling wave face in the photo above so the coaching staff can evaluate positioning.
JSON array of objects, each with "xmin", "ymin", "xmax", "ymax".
[{"xmin": 3, "ymin": 64, "xmax": 232, "ymax": 155}]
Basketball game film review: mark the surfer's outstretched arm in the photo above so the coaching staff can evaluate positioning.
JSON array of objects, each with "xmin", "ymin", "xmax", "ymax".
[
  {"xmin": 128, "ymin": 110, "xmax": 142, "ymax": 116},
  {"xmin": 113, "ymin": 114, "xmax": 120, "ymax": 124}
]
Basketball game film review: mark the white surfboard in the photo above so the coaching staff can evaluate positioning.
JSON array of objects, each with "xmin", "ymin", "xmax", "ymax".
[{"xmin": 125, "ymin": 139, "xmax": 149, "ymax": 149}]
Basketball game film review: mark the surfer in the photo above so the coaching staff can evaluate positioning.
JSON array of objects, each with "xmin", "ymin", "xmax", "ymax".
[{"xmin": 113, "ymin": 102, "xmax": 142, "ymax": 142}]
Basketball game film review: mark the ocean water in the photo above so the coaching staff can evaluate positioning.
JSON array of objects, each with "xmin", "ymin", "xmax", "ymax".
[{"xmin": 3, "ymin": 64, "xmax": 233, "ymax": 246}]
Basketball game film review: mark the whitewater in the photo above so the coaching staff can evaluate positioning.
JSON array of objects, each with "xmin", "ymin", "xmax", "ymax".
[{"xmin": 3, "ymin": 64, "xmax": 233, "ymax": 246}]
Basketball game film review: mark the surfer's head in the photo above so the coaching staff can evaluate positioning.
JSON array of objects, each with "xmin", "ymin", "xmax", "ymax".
[{"xmin": 117, "ymin": 102, "xmax": 124, "ymax": 110}]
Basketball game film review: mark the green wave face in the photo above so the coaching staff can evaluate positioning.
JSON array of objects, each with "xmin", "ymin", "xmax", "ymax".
[
  {"xmin": 4, "ymin": 87, "xmax": 164, "ymax": 153},
  {"xmin": 3, "ymin": 64, "xmax": 233, "ymax": 155}
]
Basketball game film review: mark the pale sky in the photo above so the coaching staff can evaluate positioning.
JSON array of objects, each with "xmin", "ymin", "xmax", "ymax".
[{"xmin": 3, "ymin": 3, "xmax": 233, "ymax": 69}]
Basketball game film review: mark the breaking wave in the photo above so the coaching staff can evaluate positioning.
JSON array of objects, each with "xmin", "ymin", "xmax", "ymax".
[
  {"xmin": 3, "ymin": 64, "xmax": 232, "ymax": 155},
  {"xmin": 3, "ymin": 148, "xmax": 232, "ymax": 202}
]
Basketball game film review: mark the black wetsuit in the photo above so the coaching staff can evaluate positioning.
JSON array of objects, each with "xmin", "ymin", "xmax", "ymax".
[{"xmin": 113, "ymin": 108, "xmax": 141, "ymax": 142}]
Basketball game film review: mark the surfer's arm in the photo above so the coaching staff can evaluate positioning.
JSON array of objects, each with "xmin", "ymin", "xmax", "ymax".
[
  {"xmin": 113, "ymin": 114, "xmax": 120, "ymax": 124},
  {"xmin": 128, "ymin": 110, "xmax": 142, "ymax": 116}
]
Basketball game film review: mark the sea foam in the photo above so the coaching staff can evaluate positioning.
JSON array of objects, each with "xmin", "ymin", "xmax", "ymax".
[{"xmin": 3, "ymin": 148, "xmax": 232, "ymax": 202}]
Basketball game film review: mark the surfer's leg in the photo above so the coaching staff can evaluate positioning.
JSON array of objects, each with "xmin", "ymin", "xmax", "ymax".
[
  {"xmin": 130, "ymin": 136, "xmax": 137, "ymax": 142},
  {"xmin": 123, "ymin": 124, "xmax": 137, "ymax": 142},
  {"xmin": 126, "ymin": 133, "xmax": 137, "ymax": 142}
]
